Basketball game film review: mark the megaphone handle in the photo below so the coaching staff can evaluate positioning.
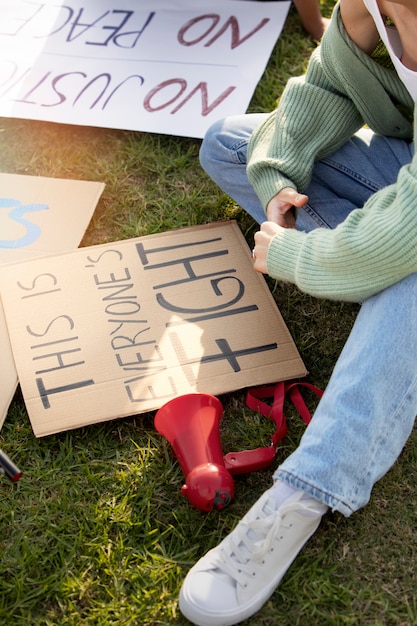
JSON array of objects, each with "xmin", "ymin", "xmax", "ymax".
[
  {"xmin": 224, "ymin": 380, "xmax": 323, "ymax": 475},
  {"xmin": 224, "ymin": 445, "xmax": 277, "ymax": 475},
  {"xmin": 225, "ymin": 382, "xmax": 287, "ymax": 475}
]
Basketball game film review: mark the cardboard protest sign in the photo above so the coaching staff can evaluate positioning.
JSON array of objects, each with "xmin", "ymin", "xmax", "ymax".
[
  {"xmin": 0, "ymin": 221, "xmax": 306, "ymax": 437},
  {"xmin": 0, "ymin": 0, "xmax": 290, "ymax": 138},
  {"xmin": 0, "ymin": 300, "xmax": 17, "ymax": 424},
  {"xmin": 0, "ymin": 173, "xmax": 104, "ymax": 428}
]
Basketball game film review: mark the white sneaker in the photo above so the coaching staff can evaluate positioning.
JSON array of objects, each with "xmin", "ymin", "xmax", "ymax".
[{"xmin": 179, "ymin": 490, "xmax": 327, "ymax": 626}]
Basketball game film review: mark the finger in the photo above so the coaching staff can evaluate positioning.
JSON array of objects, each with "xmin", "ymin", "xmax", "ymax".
[
  {"xmin": 277, "ymin": 188, "xmax": 308, "ymax": 208},
  {"xmin": 253, "ymin": 254, "xmax": 267, "ymax": 274},
  {"xmin": 259, "ymin": 221, "xmax": 281, "ymax": 236}
]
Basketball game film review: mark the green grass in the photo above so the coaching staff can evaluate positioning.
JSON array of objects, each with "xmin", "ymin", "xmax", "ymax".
[{"xmin": 2, "ymin": 2, "xmax": 417, "ymax": 624}]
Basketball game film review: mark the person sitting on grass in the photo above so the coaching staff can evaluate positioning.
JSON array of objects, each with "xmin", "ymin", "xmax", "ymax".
[{"xmin": 179, "ymin": 0, "xmax": 417, "ymax": 624}]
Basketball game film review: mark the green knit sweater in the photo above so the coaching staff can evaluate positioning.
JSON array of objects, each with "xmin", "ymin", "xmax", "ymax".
[{"xmin": 246, "ymin": 3, "xmax": 416, "ymax": 302}]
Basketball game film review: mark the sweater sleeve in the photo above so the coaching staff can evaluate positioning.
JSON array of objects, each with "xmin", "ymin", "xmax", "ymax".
[
  {"xmin": 246, "ymin": 13, "xmax": 364, "ymax": 208},
  {"xmin": 246, "ymin": 68, "xmax": 363, "ymax": 208},
  {"xmin": 266, "ymin": 115, "xmax": 417, "ymax": 302},
  {"xmin": 246, "ymin": 3, "xmax": 412, "ymax": 210}
]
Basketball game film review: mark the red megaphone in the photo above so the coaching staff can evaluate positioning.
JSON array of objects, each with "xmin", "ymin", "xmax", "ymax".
[{"xmin": 154, "ymin": 393, "xmax": 234, "ymax": 512}]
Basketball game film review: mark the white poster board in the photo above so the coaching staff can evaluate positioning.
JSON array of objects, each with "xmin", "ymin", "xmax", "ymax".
[{"xmin": 0, "ymin": 0, "xmax": 290, "ymax": 138}]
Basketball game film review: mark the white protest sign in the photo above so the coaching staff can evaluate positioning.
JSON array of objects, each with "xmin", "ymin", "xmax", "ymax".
[
  {"xmin": 0, "ymin": 221, "xmax": 306, "ymax": 437},
  {"xmin": 0, "ymin": 0, "xmax": 290, "ymax": 138},
  {"xmin": 0, "ymin": 173, "xmax": 104, "ymax": 429}
]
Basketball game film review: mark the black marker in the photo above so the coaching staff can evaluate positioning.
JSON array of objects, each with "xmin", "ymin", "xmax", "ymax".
[{"xmin": 0, "ymin": 449, "xmax": 22, "ymax": 482}]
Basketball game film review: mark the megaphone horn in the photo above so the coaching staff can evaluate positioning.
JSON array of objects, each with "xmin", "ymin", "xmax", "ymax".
[{"xmin": 154, "ymin": 393, "xmax": 234, "ymax": 512}]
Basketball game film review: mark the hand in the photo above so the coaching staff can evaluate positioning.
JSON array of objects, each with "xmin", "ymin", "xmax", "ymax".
[
  {"xmin": 266, "ymin": 187, "xmax": 308, "ymax": 228},
  {"xmin": 252, "ymin": 221, "xmax": 281, "ymax": 274}
]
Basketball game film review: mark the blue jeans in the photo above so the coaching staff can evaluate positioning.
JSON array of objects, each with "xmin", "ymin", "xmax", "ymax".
[{"xmin": 200, "ymin": 113, "xmax": 416, "ymax": 516}]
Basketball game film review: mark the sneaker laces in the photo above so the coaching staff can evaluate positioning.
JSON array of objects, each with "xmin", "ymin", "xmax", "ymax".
[{"xmin": 214, "ymin": 496, "xmax": 321, "ymax": 587}]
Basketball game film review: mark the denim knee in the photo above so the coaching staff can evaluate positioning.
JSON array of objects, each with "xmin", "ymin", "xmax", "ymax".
[{"xmin": 199, "ymin": 118, "xmax": 225, "ymax": 176}]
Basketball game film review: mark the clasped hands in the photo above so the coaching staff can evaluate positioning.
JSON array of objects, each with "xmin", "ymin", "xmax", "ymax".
[{"xmin": 252, "ymin": 187, "xmax": 308, "ymax": 273}]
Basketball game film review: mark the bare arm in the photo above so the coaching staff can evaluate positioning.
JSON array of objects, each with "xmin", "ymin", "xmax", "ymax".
[
  {"xmin": 292, "ymin": 0, "xmax": 329, "ymax": 40},
  {"xmin": 339, "ymin": 0, "xmax": 379, "ymax": 53}
]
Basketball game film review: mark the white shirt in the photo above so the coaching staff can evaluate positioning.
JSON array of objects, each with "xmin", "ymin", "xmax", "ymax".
[{"xmin": 362, "ymin": 0, "xmax": 417, "ymax": 100}]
